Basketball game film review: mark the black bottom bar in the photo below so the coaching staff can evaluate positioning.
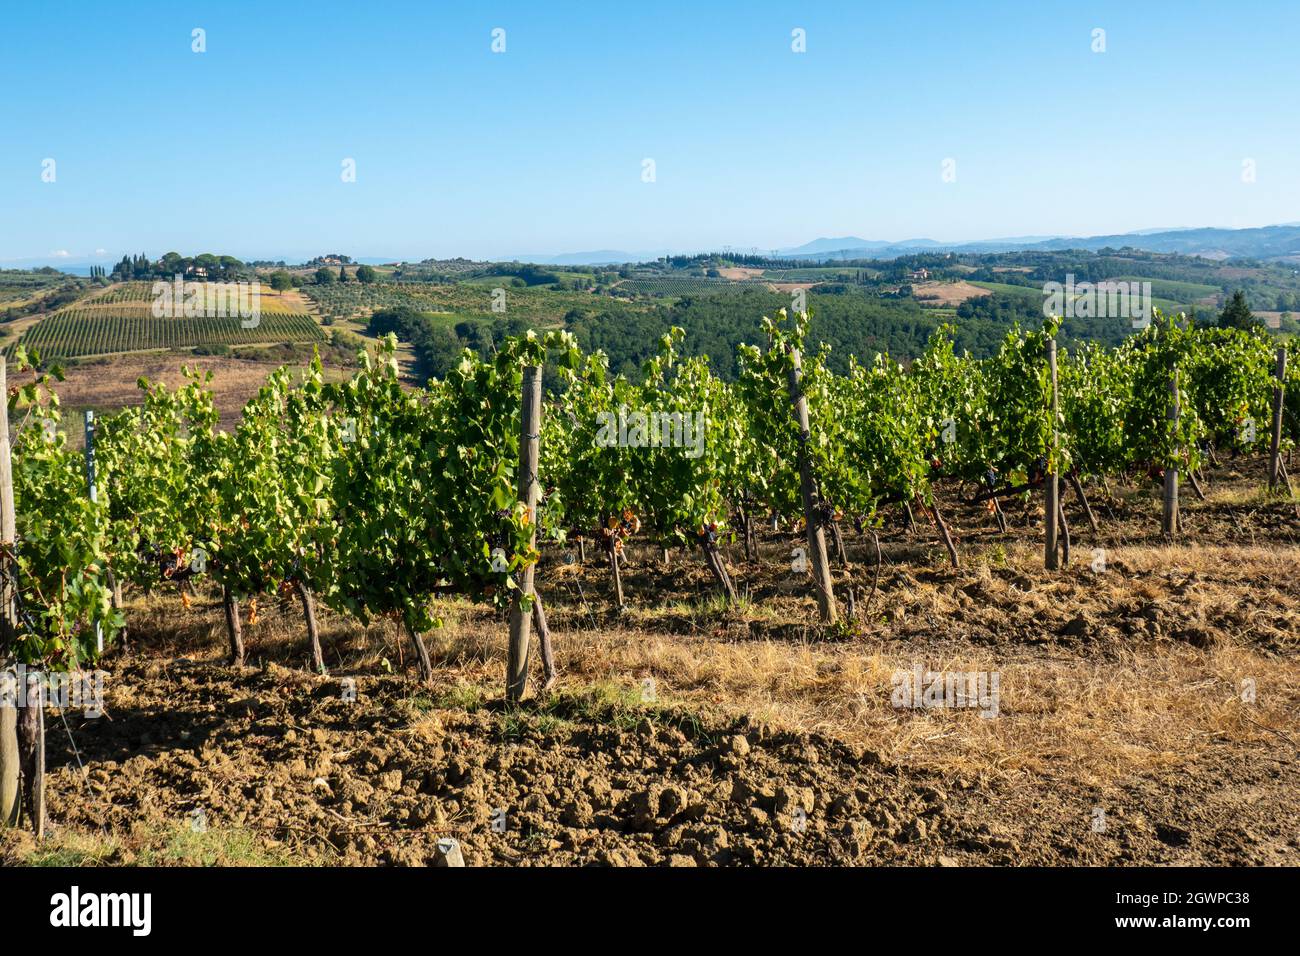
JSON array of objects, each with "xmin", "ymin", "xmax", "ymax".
[{"xmin": 2, "ymin": 865, "xmax": 1279, "ymax": 942}]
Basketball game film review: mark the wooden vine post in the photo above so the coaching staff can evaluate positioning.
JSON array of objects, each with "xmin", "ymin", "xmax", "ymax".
[
  {"xmin": 785, "ymin": 348, "xmax": 837, "ymax": 624},
  {"xmin": 1044, "ymin": 338, "xmax": 1061, "ymax": 570},
  {"xmin": 0, "ymin": 360, "xmax": 19, "ymax": 829},
  {"xmin": 89, "ymin": 406, "xmax": 125, "ymax": 649},
  {"xmin": 0, "ymin": 362, "xmax": 44, "ymax": 837},
  {"xmin": 1268, "ymin": 346, "xmax": 1287, "ymax": 491},
  {"xmin": 1163, "ymin": 370, "xmax": 1180, "ymax": 536},
  {"xmin": 506, "ymin": 365, "xmax": 542, "ymax": 702},
  {"xmin": 17, "ymin": 669, "xmax": 43, "ymax": 839},
  {"xmin": 84, "ymin": 411, "xmax": 103, "ymax": 654}
]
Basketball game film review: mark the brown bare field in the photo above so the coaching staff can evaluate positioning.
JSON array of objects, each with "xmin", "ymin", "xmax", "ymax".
[
  {"xmin": 49, "ymin": 352, "xmax": 352, "ymax": 436},
  {"xmin": 913, "ymin": 280, "xmax": 993, "ymax": 306},
  {"xmin": 275, "ymin": 289, "xmax": 313, "ymax": 312},
  {"xmin": 4, "ymin": 459, "xmax": 1297, "ymax": 866},
  {"xmin": 718, "ymin": 267, "xmax": 765, "ymax": 280}
]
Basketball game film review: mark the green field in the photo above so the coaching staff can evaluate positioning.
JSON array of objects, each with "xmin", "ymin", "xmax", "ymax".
[
  {"xmin": 968, "ymin": 279, "xmax": 1191, "ymax": 316},
  {"xmin": 305, "ymin": 280, "xmax": 643, "ymax": 326},
  {"xmin": 967, "ymin": 281, "xmax": 1044, "ymax": 305},
  {"xmin": 1108, "ymin": 276, "xmax": 1223, "ymax": 302},
  {"xmin": 0, "ymin": 271, "xmax": 67, "ymax": 307}
]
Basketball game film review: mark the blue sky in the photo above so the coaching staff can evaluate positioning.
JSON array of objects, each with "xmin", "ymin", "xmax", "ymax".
[{"xmin": 2, "ymin": 0, "xmax": 1298, "ymax": 263}]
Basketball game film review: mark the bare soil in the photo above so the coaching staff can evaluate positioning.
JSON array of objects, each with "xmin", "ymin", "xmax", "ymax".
[
  {"xmin": 913, "ymin": 280, "xmax": 993, "ymax": 306},
  {"xmin": 718, "ymin": 267, "xmax": 765, "ymax": 281},
  {"xmin": 4, "ymin": 459, "xmax": 1297, "ymax": 867},
  {"xmin": 48, "ymin": 352, "xmax": 353, "ymax": 437}
]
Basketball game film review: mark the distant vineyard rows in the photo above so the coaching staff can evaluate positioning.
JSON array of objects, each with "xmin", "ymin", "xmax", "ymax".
[
  {"xmin": 18, "ymin": 310, "xmax": 324, "ymax": 358},
  {"xmin": 617, "ymin": 277, "xmax": 741, "ymax": 295},
  {"xmin": 13, "ymin": 282, "xmax": 321, "ymax": 358}
]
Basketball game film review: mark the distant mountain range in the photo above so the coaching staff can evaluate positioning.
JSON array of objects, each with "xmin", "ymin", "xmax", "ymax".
[
  {"xmin": 770, "ymin": 225, "xmax": 1300, "ymax": 262},
  {"xmin": 7, "ymin": 224, "xmax": 1300, "ymax": 273},
  {"xmin": 514, "ymin": 224, "xmax": 1300, "ymax": 265}
]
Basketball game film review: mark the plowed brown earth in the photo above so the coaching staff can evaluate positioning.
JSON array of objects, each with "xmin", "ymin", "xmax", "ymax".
[
  {"xmin": 52, "ymin": 352, "xmax": 353, "ymax": 440},
  {"xmin": 4, "ymin": 459, "xmax": 1298, "ymax": 866},
  {"xmin": 912, "ymin": 280, "xmax": 993, "ymax": 306}
]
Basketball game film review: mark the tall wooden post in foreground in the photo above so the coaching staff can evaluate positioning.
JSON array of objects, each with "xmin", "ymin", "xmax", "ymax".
[
  {"xmin": 0, "ymin": 361, "xmax": 42, "ymax": 837},
  {"xmin": 18, "ymin": 674, "xmax": 43, "ymax": 839},
  {"xmin": 1268, "ymin": 347, "xmax": 1287, "ymax": 491},
  {"xmin": 0, "ymin": 361, "xmax": 19, "ymax": 828},
  {"xmin": 785, "ymin": 349, "xmax": 837, "ymax": 624},
  {"xmin": 1163, "ymin": 371, "xmax": 1180, "ymax": 536},
  {"xmin": 85, "ymin": 411, "xmax": 103, "ymax": 655},
  {"xmin": 1044, "ymin": 339, "xmax": 1061, "ymax": 570},
  {"xmin": 506, "ymin": 366, "xmax": 543, "ymax": 702}
]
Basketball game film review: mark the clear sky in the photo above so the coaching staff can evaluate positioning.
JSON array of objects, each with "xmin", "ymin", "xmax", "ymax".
[{"xmin": 2, "ymin": 0, "xmax": 1298, "ymax": 263}]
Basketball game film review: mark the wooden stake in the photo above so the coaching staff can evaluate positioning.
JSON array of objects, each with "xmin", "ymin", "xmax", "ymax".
[
  {"xmin": 1269, "ymin": 347, "xmax": 1287, "ymax": 491},
  {"xmin": 785, "ymin": 348, "xmax": 836, "ymax": 624},
  {"xmin": 1, "ymin": 361, "xmax": 22, "ymax": 830},
  {"xmin": 1045, "ymin": 339, "xmax": 1061, "ymax": 570},
  {"xmin": 17, "ymin": 671, "xmax": 43, "ymax": 838},
  {"xmin": 0, "ymin": 685, "xmax": 15, "ymax": 828},
  {"xmin": 84, "ymin": 411, "xmax": 103, "ymax": 655},
  {"xmin": 506, "ymin": 365, "xmax": 542, "ymax": 702},
  {"xmin": 1163, "ymin": 371, "xmax": 1180, "ymax": 537}
]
